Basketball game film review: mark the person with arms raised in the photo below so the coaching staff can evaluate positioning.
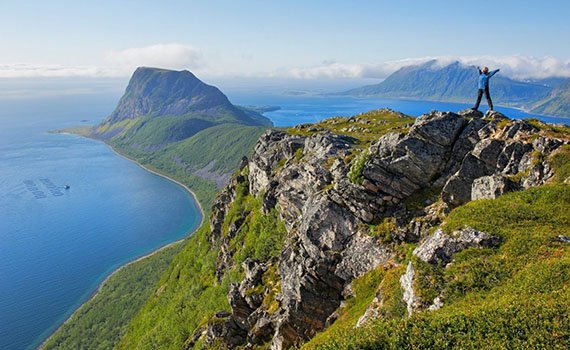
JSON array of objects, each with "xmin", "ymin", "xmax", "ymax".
[{"xmin": 473, "ymin": 66, "xmax": 500, "ymax": 111}]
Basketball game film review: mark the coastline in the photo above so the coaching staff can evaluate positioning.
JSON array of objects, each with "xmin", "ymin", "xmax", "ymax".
[
  {"xmin": 105, "ymin": 143, "xmax": 206, "ymax": 219},
  {"xmin": 39, "ymin": 134, "xmax": 206, "ymax": 349},
  {"xmin": 39, "ymin": 239, "xmax": 186, "ymax": 349}
]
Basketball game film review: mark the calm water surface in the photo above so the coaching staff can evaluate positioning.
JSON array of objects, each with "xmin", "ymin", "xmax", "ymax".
[
  {"xmin": 0, "ymin": 95, "xmax": 201, "ymax": 350},
  {"xmin": 228, "ymin": 93, "xmax": 569, "ymax": 126}
]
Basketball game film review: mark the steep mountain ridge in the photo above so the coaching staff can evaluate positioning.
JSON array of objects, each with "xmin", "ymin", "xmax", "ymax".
[
  {"xmin": 343, "ymin": 60, "xmax": 558, "ymax": 112},
  {"xmin": 105, "ymin": 67, "xmax": 269, "ymax": 125},
  {"xmin": 118, "ymin": 108, "xmax": 570, "ymax": 349},
  {"xmin": 89, "ymin": 67, "xmax": 272, "ymax": 206}
]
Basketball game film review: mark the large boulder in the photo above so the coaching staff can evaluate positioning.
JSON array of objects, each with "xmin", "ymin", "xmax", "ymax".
[
  {"xmin": 472, "ymin": 174, "xmax": 520, "ymax": 200},
  {"xmin": 413, "ymin": 227, "xmax": 500, "ymax": 265}
]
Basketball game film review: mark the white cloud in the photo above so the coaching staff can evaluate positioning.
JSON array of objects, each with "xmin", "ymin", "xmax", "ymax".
[
  {"xmin": 0, "ymin": 43, "xmax": 203, "ymax": 78},
  {"xmin": 287, "ymin": 56, "xmax": 570, "ymax": 80},
  {"xmin": 289, "ymin": 62, "xmax": 365, "ymax": 79},
  {"xmin": 1, "ymin": 49, "xmax": 569, "ymax": 81},
  {"xmin": 0, "ymin": 63, "xmax": 120, "ymax": 78},
  {"xmin": 103, "ymin": 43, "xmax": 202, "ymax": 71},
  {"xmin": 449, "ymin": 55, "xmax": 570, "ymax": 80}
]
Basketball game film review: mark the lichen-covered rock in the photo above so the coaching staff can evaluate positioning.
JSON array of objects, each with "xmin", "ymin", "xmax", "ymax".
[
  {"xmin": 484, "ymin": 110, "xmax": 508, "ymax": 120},
  {"xmin": 458, "ymin": 108, "xmax": 484, "ymax": 119},
  {"xmin": 364, "ymin": 112, "xmax": 467, "ymax": 202},
  {"xmin": 428, "ymin": 295, "xmax": 444, "ymax": 311},
  {"xmin": 413, "ymin": 228, "xmax": 500, "ymax": 265},
  {"xmin": 205, "ymin": 316, "xmax": 247, "ymax": 348},
  {"xmin": 441, "ymin": 118, "xmax": 565, "ymax": 207},
  {"xmin": 400, "ymin": 262, "xmax": 419, "ymax": 316},
  {"xmin": 500, "ymin": 119, "xmax": 540, "ymax": 140},
  {"xmin": 355, "ymin": 294, "xmax": 383, "ymax": 327},
  {"xmin": 209, "ymin": 174, "xmax": 244, "ymax": 243},
  {"xmin": 472, "ymin": 174, "xmax": 520, "ymax": 200},
  {"xmin": 442, "ymin": 154, "xmax": 490, "ymax": 206},
  {"xmin": 248, "ymin": 129, "xmax": 304, "ymax": 197}
]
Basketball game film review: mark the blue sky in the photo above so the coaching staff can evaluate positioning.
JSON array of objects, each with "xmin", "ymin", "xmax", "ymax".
[{"xmin": 1, "ymin": 0, "xmax": 569, "ymax": 79}]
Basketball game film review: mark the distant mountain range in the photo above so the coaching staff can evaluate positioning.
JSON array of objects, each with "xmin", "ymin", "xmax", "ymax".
[
  {"xmin": 341, "ymin": 60, "xmax": 570, "ymax": 117},
  {"xmin": 91, "ymin": 67, "xmax": 272, "ymax": 205}
]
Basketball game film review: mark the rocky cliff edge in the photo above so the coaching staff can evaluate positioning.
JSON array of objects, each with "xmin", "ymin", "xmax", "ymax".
[{"xmin": 194, "ymin": 108, "xmax": 569, "ymax": 349}]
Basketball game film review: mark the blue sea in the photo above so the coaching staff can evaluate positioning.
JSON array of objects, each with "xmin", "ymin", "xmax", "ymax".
[
  {"xmin": 0, "ymin": 95, "xmax": 202, "ymax": 350},
  {"xmin": 227, "ymin": 93, "xmax": 569, "ymax": 127},
  {"xmin": 0, "ymin": 88, "xmax": 567, "ymax": 350}
]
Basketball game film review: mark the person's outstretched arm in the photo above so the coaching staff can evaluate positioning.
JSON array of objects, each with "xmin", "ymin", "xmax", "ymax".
[
  {"xmin": 478, "ymin": 66, "xmax": 482, "ymax": 74},
  {"xmin": 489, "ymin": 69, "xmax": 500, "ymax": 77}
]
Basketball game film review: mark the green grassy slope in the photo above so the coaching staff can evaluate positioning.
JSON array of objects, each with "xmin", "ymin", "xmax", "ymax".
[
  {"xmin": 154, "ymin": 124, "xmax": 268, "ymax": 176},
  {"xmin": 51, "ymin": 107, "xmax": 569, "ymax": 350},
  {"xmin": 110, "ymin": 123, "xmax": 268, "ymax": 208},
  {"xmin": 303, "ymin": 184, "xmax": 570, "ymax": 349},
  {"xmin": 531, "ymin": 78, "xmax": 570, "ymax": 118},
  {"xmin": 116, "ymin": 174, "xmax": 287, "ymax": 350},
  {"xmin": 42, "ymin": 242, "xmax": 184, "ymax": 350},
  {"xmin": 112, "ymin": 115, "xmax": 215, "ymax": 149}
]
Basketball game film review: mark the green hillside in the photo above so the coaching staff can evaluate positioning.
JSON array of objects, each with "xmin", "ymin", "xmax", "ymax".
[
  {"xmin": 92, "ymin": 67, "xmax": 272, "ymax": 207},
  {"xmin": 532, "ymin": 78, "xmax": 570, "ymax": 118},
  {"xmin": 48, "ymin": 105, "xmax": 570, "ymax": 350},
  {"xmin": 117, "ymin": 112, "xmax": 569, "ymax": 349},
  {"xmin": 137, "ymin": 123, "xmax": 269, "ymax": 206}
]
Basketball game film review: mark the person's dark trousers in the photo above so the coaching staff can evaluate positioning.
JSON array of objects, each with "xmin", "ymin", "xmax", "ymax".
[{"xmin": 473, "ymin": 86, "xmax": 494, "ymax": 110}]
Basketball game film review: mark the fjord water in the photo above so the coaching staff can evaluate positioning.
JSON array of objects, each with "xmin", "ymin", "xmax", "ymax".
[
  {"xmin": 0, "ymin": 95, "xmax": 201, "ymax": 350},
  {"xmin": 228, "ymin": 93, "xmax": 569, "ymax": 127}
]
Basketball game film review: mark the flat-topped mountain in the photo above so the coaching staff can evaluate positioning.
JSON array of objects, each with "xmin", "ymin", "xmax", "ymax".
[
  {"xmin": 342, "ymin": 60, "xmax": 561, "ymax": 112},
  {"xmin": 103, "ymin": 67, "xmax": 270, "ymax": 125},
  {"xmin": 106, "ymin": 67, "xmax": 270, "ymax": 126},
  {"xmin": 91, "ymin": 67, "xmax": 273, "ymax": 205}
]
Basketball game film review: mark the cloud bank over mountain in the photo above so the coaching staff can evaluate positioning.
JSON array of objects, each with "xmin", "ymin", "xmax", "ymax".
[{"xmin": 288, "ymin": 56, "xmax": 570, "ymax": 80}]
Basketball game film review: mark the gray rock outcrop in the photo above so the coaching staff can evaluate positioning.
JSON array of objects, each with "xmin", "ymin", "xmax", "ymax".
[
  {"xmin": 413, "ymin": 227, "xmax": 500, "ymax": 265},
  {"xmin": 400, "ymin": 262, "xmax": 419, "ymax": 316},
  {"xmin": 201, "ymin": 109, "xmax": 567, "ymax": 348},
  {"xmin": 472, "ymin": 174, "xmax": 520, "ymax": 200}
]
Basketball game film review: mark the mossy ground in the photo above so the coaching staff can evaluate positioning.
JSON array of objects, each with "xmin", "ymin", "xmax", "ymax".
[{"xmin": 287, "ymin": 109, "xmax": 414, "ymax": 148}]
